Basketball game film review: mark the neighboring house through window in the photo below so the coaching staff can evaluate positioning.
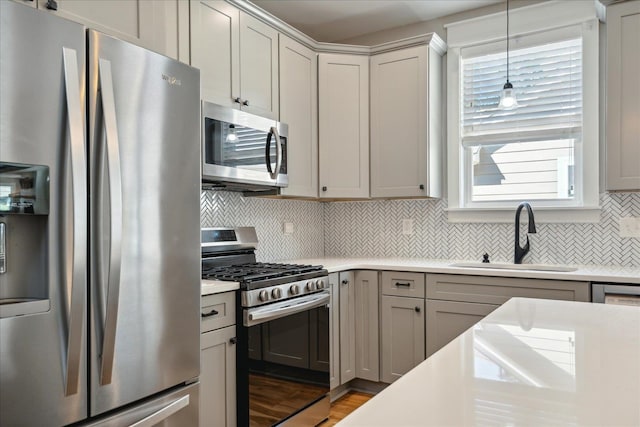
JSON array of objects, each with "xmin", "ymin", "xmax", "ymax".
[{"xmin": 446, "ymin": 1, "xmax": 600, "ymax": 223}]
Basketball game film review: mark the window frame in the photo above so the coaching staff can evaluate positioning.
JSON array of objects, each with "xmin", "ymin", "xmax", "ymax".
[{"xmin": 445, "ymin": 1, "xmax": 600, "ymax": 223}]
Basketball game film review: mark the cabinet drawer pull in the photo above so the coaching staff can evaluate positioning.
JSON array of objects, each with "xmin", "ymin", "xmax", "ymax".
[
  {"xmin": 201, "ymin": 308, "xmax": 219, "ymax": 318},
  {"xmin": 242, "ymin": 100, "xmax": 249, "ymax": 106},
  {"xmin": 414, "ymin": 306, "xmax": 421, "ymax": 313},
  {"xmin": 46, "ymin": 0, "xmax": 58, "ymax": 10},
  {"xmin": 395, "ymin": 282, "xmax": 411, "ymax": 287},
  {"xmin": 341, "ymin": 280, "xmax": 349, "ymax": 285},
  {"xmin": 233, "ymin": 97, "xmax": 242, "ymax": 104},
  {"xmin": 229, "ymin": 337, "xmax": 237, "ymax": 345}
]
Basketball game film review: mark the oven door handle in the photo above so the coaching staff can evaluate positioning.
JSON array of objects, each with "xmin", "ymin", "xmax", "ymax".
[{"xmin": 244, "ymin": 291, "xmax": 329, "ymax": 327}]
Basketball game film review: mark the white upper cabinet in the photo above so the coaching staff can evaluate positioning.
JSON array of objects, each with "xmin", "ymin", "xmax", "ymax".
[
  {"xmin": 239, "ymin": 12, "xmax": 279, "ymax": 120},
  {"xmin": 606, "ymin": 0, "xmax": 640, "ymax": 191},
  {"xmin": 319, "ymin": 53, "xmax": 370, "ymax": 199},
  {"xmin": 36, "ymin": 0, "xmax": 182, "ymax": 59},
  {"xmin": 191, "ymin": 1, "xmax": 279, "ymax": 119},
  {"xmin": 190, "ymin": 0, "xmax": 240, "ymax": 109},
  {"xmin": 279, "ymin": 35, "xmax": 318, "ymax": 198},
  {"xmin": 370, "ymin": 43, "xmax": 443, "ymax": 198}
]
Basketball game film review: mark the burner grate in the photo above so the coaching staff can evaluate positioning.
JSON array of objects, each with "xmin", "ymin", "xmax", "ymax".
[{"xmin": 202, "ymin": 262, "xmax": 324, "ymax": 283}]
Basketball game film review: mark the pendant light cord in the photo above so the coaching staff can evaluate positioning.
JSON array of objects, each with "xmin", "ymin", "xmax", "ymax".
[{"xmin": 506, "ymin": 0, "xmax": 510, "ymax": 83}]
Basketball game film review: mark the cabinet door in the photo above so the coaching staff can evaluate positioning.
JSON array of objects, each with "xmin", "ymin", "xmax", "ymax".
[
  {"xmin": 354, "ymin": 271, "xmax": 379, "ymax": 382},
  {"xmin": 201, "ymin": 325, "xmax": 237, "ymax": 427},
  {"xmin": 381, "ymin": 296, "xmax": 425, "ymax": 383},
  {"xmin": 319, "ymin": 54, "xmax": 369, "ymax": 199},
  {"xmin": 426, "ymin": 300, "xmax": 498, "ymax": 357},
  {"xmin": 38, "ymin": 0, "xmax": 179, "ymax": 58},
  {"xmin": 239, "ymin": 11, "xmax": 279, "ymax": 120},
  {"xmin": 190, "ymin": 0, "xmax": 240, "ymax": 108},
  {"xmin": 606, "ymin": 0, "xmax": 640, "ymax": 190},
  {"xmin": 339, "ymin": 271, "xmax": 356, "ymax": 384},
  {"xmin": 279, "ymin": 35, "xmax": 318, "ymax": 198},
  {"xmin": 370, "ymin": 46, "xmax": 428, "ymax": 198},
  {"xmin": 329, "ymin": 273, "xmax": 340, "ymax": 390}
]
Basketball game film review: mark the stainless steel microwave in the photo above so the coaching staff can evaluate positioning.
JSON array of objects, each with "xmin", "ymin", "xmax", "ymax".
[{"xmin": 201, "ymin": 101, "xmax": 288, "ymax": 192}]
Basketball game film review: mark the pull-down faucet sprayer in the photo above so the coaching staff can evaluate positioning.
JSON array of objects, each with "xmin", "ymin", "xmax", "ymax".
[{"xmin": 514, "ymin": 202, "xmax": 537, "ymax": 264}]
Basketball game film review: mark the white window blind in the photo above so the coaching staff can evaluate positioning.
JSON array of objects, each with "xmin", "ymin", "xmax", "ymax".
[{"xmin": 461, "ymin": 37, "xmax": 583, "ymax": 204}]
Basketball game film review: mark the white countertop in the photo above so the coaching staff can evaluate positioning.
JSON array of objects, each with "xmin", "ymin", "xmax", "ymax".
[
  {"xmin": 283, "ymin": 257, "xmax": 640, "ymax": 284},
  {"xmin": 201, "ymin": 279, "xmax": 239, "ymax": 296},
  {"xmin": 337, "ymin": 298, "xmax": 640, "ymax": 426}
]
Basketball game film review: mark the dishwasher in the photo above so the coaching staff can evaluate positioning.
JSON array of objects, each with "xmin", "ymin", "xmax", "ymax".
[{"xmin": 592, "ymin": 283, "xmax": 640, "ymax": 306}]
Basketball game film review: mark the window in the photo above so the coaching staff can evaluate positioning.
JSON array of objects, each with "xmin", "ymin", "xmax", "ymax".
[{"xmin": 446, "ymin": 2, "xmax": 600, "ymax": 222}]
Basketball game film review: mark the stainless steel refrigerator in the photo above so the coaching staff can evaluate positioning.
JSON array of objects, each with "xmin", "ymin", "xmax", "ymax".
[{"xmin": 0, "ymin": 2, "xmax": 201, "ymax": 425}]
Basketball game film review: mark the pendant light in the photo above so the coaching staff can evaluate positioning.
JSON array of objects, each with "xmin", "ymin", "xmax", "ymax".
[
  {"xmin": 225, "ymin": 124, "xmax": 238, "ymax": 142},
  {"xmin": 499, "ymin": 0, "xmax": 518, "ymax": 109}
]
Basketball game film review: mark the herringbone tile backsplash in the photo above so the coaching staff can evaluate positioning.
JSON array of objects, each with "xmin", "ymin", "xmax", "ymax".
[{"xmin": 202, "ymin": 191, "xmax": 640, "ymax": 266}]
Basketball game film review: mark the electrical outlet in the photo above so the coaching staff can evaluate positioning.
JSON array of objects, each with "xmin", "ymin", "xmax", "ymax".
[
  {"xmin": 619, "ymin": 217, "xmax": 640, "ymax": 238},
  {"xmin": 402, "ymin": 219, "xmax": 413, "ymax": 235},
  {"xmin": 284, "ymin": 222, "xmax": 294, "ymax": 234}
]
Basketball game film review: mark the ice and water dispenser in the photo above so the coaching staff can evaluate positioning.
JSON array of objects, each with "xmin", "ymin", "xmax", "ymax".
[{"xmin": 0, "ymin": 162, "xmax": 50, "ymax": 317}]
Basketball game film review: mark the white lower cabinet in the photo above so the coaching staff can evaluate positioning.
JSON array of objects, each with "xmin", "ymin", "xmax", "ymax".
[
  {"xmin": 425, "ymin": 300, "xmax": 498, "ymax": 358},
  {"xmin": 380, "ymin": 271, "xmax": 426, "ymax": 384},
  {"xmin": 200, "ymin": 291, "xmax": 236, "ymax": 427},
  {"xmin": 380, "ymin": 296, "xmax": 425, "ymax": 383},
  {"xmin": 354, "ymin": 271, "xmax": 379, "ymax": 382},
  {"xmin": 338, "ymin": 271, "xmax": 356, "ymax": 384}
]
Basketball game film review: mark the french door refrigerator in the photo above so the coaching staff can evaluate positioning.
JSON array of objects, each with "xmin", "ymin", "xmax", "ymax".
[{"xmin": 0, "ymin": 2, "xmax": 201, "ymax": 425}]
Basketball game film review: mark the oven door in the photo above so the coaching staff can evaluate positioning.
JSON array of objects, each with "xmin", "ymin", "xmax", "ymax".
[
  {"xmin": 239, "ymin": 291, "xmax": 330, "ymax": 427},
  {"xmin": 202, "ymin": 102, "xmax": 288, "ymax": 188}
]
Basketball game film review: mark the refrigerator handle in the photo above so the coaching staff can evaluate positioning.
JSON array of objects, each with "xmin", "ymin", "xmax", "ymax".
[
  {"xmin": 62, "ymin": 47, "xmax": 87, "ymax": 396},
  {"xmin": 129, "ymin": 395, "xmax": 190, "ymax": 427},
  {"xmin": 97, "ymin": 58, "xmax": 124, "ymax": 386}
]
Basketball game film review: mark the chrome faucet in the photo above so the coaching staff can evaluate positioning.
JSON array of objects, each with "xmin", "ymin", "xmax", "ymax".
[{"xmin": 514, "ymin": 202, "xmax": 537, "ymax": 264}]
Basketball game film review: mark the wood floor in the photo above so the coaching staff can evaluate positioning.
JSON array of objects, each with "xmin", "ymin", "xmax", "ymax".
[
  {"xmin": 249, "ymin": 374, "xmax": 327, "ymax": 427},
  {"xmin": 318, "ymin": 391, "xmax": 374, "ymax": 426}
]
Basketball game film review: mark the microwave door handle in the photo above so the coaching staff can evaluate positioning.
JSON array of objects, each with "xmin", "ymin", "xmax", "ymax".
[
  {"xmin": 97, "ymin": 58, "xmax": 124, "ymax": 386},
  {"xmin": 271, "ymin": 126, "xmax": 282, "ymax": 181},
  {"xmin": 62, "ymin": 47, "xmax": 87, "ymax": 397},
  {"xmin": 265, "ymin": 129, "xmax": 276, "ymax": 179}
]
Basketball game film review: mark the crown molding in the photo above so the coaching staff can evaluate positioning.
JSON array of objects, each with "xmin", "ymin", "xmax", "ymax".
[{"xmin": 228, "ymin": 0, "xmax": 447, "ymax": 56}]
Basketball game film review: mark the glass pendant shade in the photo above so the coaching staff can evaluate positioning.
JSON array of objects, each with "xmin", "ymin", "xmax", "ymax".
[
  {"xmin": 499, "ymin": 81, "xmax": 518, "ymax": 109},
  {"xmin": 225, "ymin": 124, "xmax": 238, "ymax": 142}
]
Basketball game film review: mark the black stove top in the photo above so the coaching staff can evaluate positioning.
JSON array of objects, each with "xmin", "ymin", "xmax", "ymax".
[{"xmin": 202, "ymin": 262, "xmax": 327, "ymax": 289}]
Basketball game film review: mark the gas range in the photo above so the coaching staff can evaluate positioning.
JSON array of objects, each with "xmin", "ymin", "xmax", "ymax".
[{"xmin": 201, "ymin": 227, "xmax": 328, "ymax": 308}]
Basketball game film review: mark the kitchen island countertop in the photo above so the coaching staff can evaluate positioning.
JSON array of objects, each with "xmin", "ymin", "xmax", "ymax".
[
  {"xmin": 337, "ymin": 297, "xmax": 640, "ymax": 426},
  {"xmin": 283, "ymin": 257, "xmax": 640, "ymax": 284}
]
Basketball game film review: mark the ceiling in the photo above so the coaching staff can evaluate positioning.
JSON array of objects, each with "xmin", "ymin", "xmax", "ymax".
[{"xmin": 251, "ymin": 0, "xmax": 503, "ymax": 43}]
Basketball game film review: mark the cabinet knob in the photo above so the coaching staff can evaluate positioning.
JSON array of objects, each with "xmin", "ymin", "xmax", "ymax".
[
  {"xmin": 322, "ymin": 186, "xmax": 327, "ymax": 192},
  {"xmin": 229, "ymin": 337, "xmax": 237, "ymax": 345},
  {"xmin": 341, "ymin": 279, "xmax": 349, "ymax": 285},
  {"xmin": 46, "ymin": 0, "xmax": 58, "ymax": 10},
  {"xmin": 419, "ymin": 184, "xmax": 425, "ymax": 190},
  {"xmin": 242, "ymin": 100, "xmax": 249, "ymax": 106},
  {"xmin": 414, "ymin": 306, "xmax": 421, "ymax": 313},
  {"xmin": 233, "ymin": 97, "xmax": 242, "ymax": 104}
]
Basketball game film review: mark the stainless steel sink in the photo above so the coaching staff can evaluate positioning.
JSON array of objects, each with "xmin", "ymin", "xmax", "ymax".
[{"xmin": 449, "ymin": 262, "xmax": 578, "ymax": 272}]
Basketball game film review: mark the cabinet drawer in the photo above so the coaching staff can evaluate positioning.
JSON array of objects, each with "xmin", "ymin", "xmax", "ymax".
[
  {"xmin": 201, "ymin": 291, "xmax": 236, "ymax": 333},
  {"xmin": 381, "ymin": 271, "xmax": 425, "ymax": 298},
  {"xmin": 426, "ymin": 274, "xmax": 590, "ymax": 304}
]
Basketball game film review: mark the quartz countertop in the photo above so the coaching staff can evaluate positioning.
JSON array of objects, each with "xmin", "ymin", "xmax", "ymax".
[
  {"xmin": 201, "ymin": 279, "xmax": 239, "ymax": 296},
  {"xmin": 337, "ymin": 297, "xmax": 640, "ymax": 426},
  {"xmin": 282, "ymin": 257, "xmax": 640, "ymax": 284}
]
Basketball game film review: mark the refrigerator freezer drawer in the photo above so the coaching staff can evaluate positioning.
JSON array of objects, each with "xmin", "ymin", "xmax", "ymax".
[{"xmin": 84, "ymin": 382, "xmax": 199, "ymax": 427}]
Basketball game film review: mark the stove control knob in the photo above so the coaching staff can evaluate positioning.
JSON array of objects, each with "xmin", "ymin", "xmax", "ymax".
[
  {"xmin": 315, "ymin": 280, "xmax": 324, "ymax": 290},
  {"xmin": 259, "ymin": 290, "xmax": 269, "ymax": 302},
  {"xmin": 306, "ymin": 281, "xmax": 315, "ymax": 291},
  {"xmin": 290, "ymin": 284, "xmax": 300, "ymax": 295},
  {"xmin": 271, "ymin": 288, "xmax": 282, "ymax": 299}
]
